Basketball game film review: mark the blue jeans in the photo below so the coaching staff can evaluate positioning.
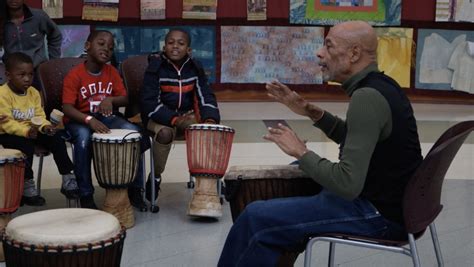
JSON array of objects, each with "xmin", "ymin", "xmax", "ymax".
[
  {"xmin": 65, "ymin": 114, "xmax": 148, "ymax": 197},
  {"xmin": 218, "ymin": 190, "xmax": 406, "ymax": 267}
]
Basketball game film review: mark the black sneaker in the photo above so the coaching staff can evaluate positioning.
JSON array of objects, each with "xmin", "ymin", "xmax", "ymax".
[
  {"xmin": 80, "ymin": 195, "xmax": 98, "ymax": 209},
  {"xmin": 21, "ymin": 195, "xmax": 46, "ymax": 206},
  {"xmin": 60, "ymin": 174, "xmax": 80, "ymax": 199},
  {"xmin": 146, "ymin": 174, "xmax": 161, "ymax": 202},
  {"xmin": 128, "ymin": 186, "xmax": 147, "ymax": 212}
]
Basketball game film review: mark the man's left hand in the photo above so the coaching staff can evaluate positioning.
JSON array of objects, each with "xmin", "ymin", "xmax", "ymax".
[{"xmin": 263, "ymin": 123, "xmax": 309, "ymax": 159}]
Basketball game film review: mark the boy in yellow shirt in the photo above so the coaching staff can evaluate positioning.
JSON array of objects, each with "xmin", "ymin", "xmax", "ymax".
[{"xmin": 0, "ymin": 52, "xmax": 78, "ymax": 206}]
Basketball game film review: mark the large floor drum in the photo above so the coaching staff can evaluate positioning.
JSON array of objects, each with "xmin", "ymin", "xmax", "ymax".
[{"xmin": 2, "ymin": 208, "xmax": 126, "ymax": 267}]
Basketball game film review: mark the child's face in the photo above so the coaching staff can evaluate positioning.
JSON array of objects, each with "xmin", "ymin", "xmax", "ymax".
[
  {"xmin": 6, "ymin": 62, "xmax": 34, "ymax": 93},
  {"xmin": 85, "ymin": 32, "xmax": 115, "ymax": 65},
  {"xmin": 163, "ymin": 31, "xmax": 191, "ymax": 64},
  {"xmin": 6, "ymin": 0, "xmax": 24, "ymax": 9}
]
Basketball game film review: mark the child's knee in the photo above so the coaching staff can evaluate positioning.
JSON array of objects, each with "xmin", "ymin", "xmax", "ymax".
[{"xmin": 155, "ymin": 128, "xmax": 173, "ymax": 144}]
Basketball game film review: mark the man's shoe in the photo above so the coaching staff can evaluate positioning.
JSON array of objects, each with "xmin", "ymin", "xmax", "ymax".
[
  {"xmin": 21, "ymin": 195, "xmax": 46, "ymax": 206},
  {"xmin": 61, "ymin": 173, "xmax": 80, "ymax": 199},
  {"xmin": 145, "ymin": 174, "xmax": 161, "ymax": 202},
  {"xmin": 128, "ymin": 186, "xmax": 147, "ymax": 212},
  {"xmin": 80, "ymin": 195, "xmax": 98, "ymax": 209}
]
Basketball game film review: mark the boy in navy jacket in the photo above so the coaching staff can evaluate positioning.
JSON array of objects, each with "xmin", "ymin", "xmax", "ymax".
[{"xmin": 141, "ymin": 28, "xmax": 220, "ymax": 203}]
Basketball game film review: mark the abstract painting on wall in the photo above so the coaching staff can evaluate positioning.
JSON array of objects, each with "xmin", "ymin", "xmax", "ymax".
[
  {"xmin": 436, "ymin": 0, "xmax": 474, "ymax": 23},
  {"xmin": 58, "ymin": 25, "xmax": 90, "ymax": 58},
  {"xmin": 221, "ymin": 26, "xmax": 324, "ymax": 84},
  {"xmin": 82, "ymin": 0, "xmax": 120, "ymax": 22},
  {"xmin": 290, "ymin": 0, "xmax": 401, "ymax": 26},
  {"xmin": 182, "ymin": 0, "xmax": 218, "ymax": 20},
  {"xmin": 375, "ymin": 27, "xmax": 413, "ymax": 88},
  {"xmin": 141, "ymin": 0, "xmax": 165, "ymax": 20},
  {"xmin": 416, "ymin": 29, "xmax": 474, "ymax": 94},
  {"xmin": 42, "ymin": 0, "xmax": 63, "ymax": 19}
]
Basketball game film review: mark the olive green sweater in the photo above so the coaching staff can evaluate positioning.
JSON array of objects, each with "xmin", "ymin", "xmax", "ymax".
[{"xmin": 299, "ymin": 64, "xmax": 393, "ymax": 200}]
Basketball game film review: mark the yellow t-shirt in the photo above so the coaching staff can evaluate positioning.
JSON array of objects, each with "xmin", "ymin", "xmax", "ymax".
[{"xmin": 0, "ymin": 83, "xmax": 50, "ymax": 137}]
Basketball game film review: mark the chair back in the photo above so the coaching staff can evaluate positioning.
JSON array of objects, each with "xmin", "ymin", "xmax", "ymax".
[
  {"xmin": 403, "ymin": 121, "xmax": 474, "ymax": 234},
  {"xmin": 121, "ymin": 55, "xmax": 148, "ymax": 119},
  {"xmin": 37, "ymin": 57, "xmax": 85, "ymax": 118},
  {"xmin": 0, "ymin": 63, "xmax": 6, "ymax": 85}
]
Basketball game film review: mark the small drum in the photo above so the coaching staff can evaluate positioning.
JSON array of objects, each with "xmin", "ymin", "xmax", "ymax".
[
  {"xmin": 0, "ymin": 149, "xmax": 25, "ymax": 262},
  {"xmin": 92, "ymin": 129, "xmax": 141, "ymax": 228},
  {"xmin": 1, "ymin": 208, "xmax": 126, "ymax": 267},
  {"xmin": 224, "ymin": 165, "xmax": 322, "ymax": 265},
  {"xmin": 185, "ymin": 124, "xmax": 235, "ymax": 218}
]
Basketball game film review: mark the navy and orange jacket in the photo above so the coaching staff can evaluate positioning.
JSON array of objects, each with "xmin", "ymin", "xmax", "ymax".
[{"xmin": 140, "ymin": 53, "xmax": 220, "ymax": 127}]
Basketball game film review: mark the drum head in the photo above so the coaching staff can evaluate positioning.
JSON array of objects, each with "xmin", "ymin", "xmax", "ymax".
[
  {"xmin": 187, "ymin": 123, "xmax": 235, "ymax": 133},
  {"xmin": 92, "ymin": 129, "xmax": 141, "ymax": 142},
  {"xmin": 0, "ymin": 149, "xmax": 24, "ymax": 164},
  {"xmin": 224, "ymin": 165, "xmax": 308, "ymax": 180},
  {"xmin": 5, "ymin": 208, "xmax": 121, "ymax": 246}
]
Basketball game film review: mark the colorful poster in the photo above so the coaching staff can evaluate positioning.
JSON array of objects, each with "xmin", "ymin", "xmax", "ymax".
[
  {"xmin": 221, "ymin": 26, "xmax": 324, "ymax": 84},
  {"xmin": 141, "ymin": 0, "xmax": 165, "ymax": 20},
  {"xmin": 82, "ymin": 0, "xmax": 120, "ymax": 22},
  {"xmin": 416, "ymin": 29, "xmax": 474, "ymax": 93},
  {"xmin": 290, "ymin": 0, "xmax": 401, "ymax": 26},
  {"xmin": 375, "ymin": 28, "xmax": 413, "ymax": 88},
  {"xmin": 183, "ymin": 0, "xmax": 217, "ymax": 20},
  {"xmin": 247, "ymin": 0, "xmax": 267, "ymax": 21},
  {"xmin": 42, "ymin": 0, "xmax": 63, "ymax": 19},
  {"xmin": 97, "ymin": 26, "xmax": 216, "ymax": 83},
  {"xmin": 58, "ymin": 25, "xmax": 90, "ymax": 58},
  {"xmin": 436, "ymin": 0, "xmax": 474, "ymax": 23}
]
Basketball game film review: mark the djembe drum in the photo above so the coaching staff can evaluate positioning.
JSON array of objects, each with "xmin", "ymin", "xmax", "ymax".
[
  {"xmin": 0, "ymin": 149, "xmax": 25, "ymax": 262},
  {"xmin": 1, "ymin": 208, "xmax": 126, "ymax": 267},
  {"xmin": 92, "ymin": 129, "xmax": 141, "ymax": 228},
  {"xmin": 185, "ymin": 124, "xmax": 235, "ymax": 218},
  {"xmin": 224, "ymin": 165, "xmax": 322, "ymax": 265}
]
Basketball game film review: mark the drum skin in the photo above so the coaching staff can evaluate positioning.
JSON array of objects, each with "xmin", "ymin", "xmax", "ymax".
[{"xmin": 1, "ymin": 209, "xmax": 126, "ymax": 267}]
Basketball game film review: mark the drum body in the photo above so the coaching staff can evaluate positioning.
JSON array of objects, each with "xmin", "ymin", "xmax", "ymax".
[
  {"xmin": 1, "ymin": 208, "xmax": 126, "ymax": 267},
  {"xmin": 0, "ymin": 149, "xmax": 25, "ymax": 262},
  {"xmin": 224, "ymin": 165, "xmax": 322, "ymax": 221},
  {"xmin": 224, "ymin": 165, "xmax": 322, "ymax": 265},
  {"xmin": 92, "ymin": 129, "xmax": 142, "ymax": 228},
  {"xmin": 185, "ymin": 124, "xmax": 235, "ymax": 218}
]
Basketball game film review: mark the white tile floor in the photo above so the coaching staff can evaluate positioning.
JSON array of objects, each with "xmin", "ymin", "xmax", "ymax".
[{"xmin": 2, "ymin": 102, "xmax": 474, "ymax": 266}]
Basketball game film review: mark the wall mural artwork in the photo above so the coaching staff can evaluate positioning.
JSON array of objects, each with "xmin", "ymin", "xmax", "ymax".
[
  {"xmin": 290, "ymin": 0, "xmax": 401, "ymax": 26},
  {"xmin": 58, "ymin": 25, "xmax": 90, "ymax": 58},
  {"xmin": 221, "ymin": 26, "xmax": 324, "ymax": 84},
  {"xmin": 416, "ymin": 29, "xmax": 474, "ymax": 94},
  {"xmin": 436, "ymin": 0, "xmax": 474, "ymax": 23},
  {"xmin": 82, "ymin": 0, "xmax": 120, "ymax": 22},
  {"xmin": 97, "ymin": 26, "xmax": 216, "ymax": 83},
  {"xmin": 375, "ymin": 27, "xmax": 413, "ymax": 88}
]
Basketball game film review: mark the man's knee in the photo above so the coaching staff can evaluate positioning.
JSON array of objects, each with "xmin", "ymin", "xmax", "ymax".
[{"xmin": 155, "ymin": 128, "xmax": 173, "ymax": 144}]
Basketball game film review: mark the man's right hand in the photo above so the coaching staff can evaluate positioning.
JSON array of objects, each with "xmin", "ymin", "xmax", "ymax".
[
  {"xmin": 265, "ymin": 80, "xmax": 309, "ymax": 117},
  {"xmin": 88, "ymin": 118, "xmax": 110, "ymax": 133}
]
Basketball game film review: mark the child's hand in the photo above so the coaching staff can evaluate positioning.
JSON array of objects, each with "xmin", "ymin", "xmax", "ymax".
[
  {"xmin": 0, "ymin": 114, "xmax": 8, "ymax": 123},
  {"xmin": 98, "ymin": 98, "xmax": 113, "ymax": 117},
  {"xmin": 27, "ymin": 127, "xmax": 38, "ymax": 139},
  {"xmin": 175, "ymin": 114, "xmax": 195, "ymax": 128},
  {"xmin": 43, "ymin": 125, "xmax": 57, "ymax": 136},
  {"xmin": 89, "ymin": 118, "xmax": 111, "ymax": 134}
]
